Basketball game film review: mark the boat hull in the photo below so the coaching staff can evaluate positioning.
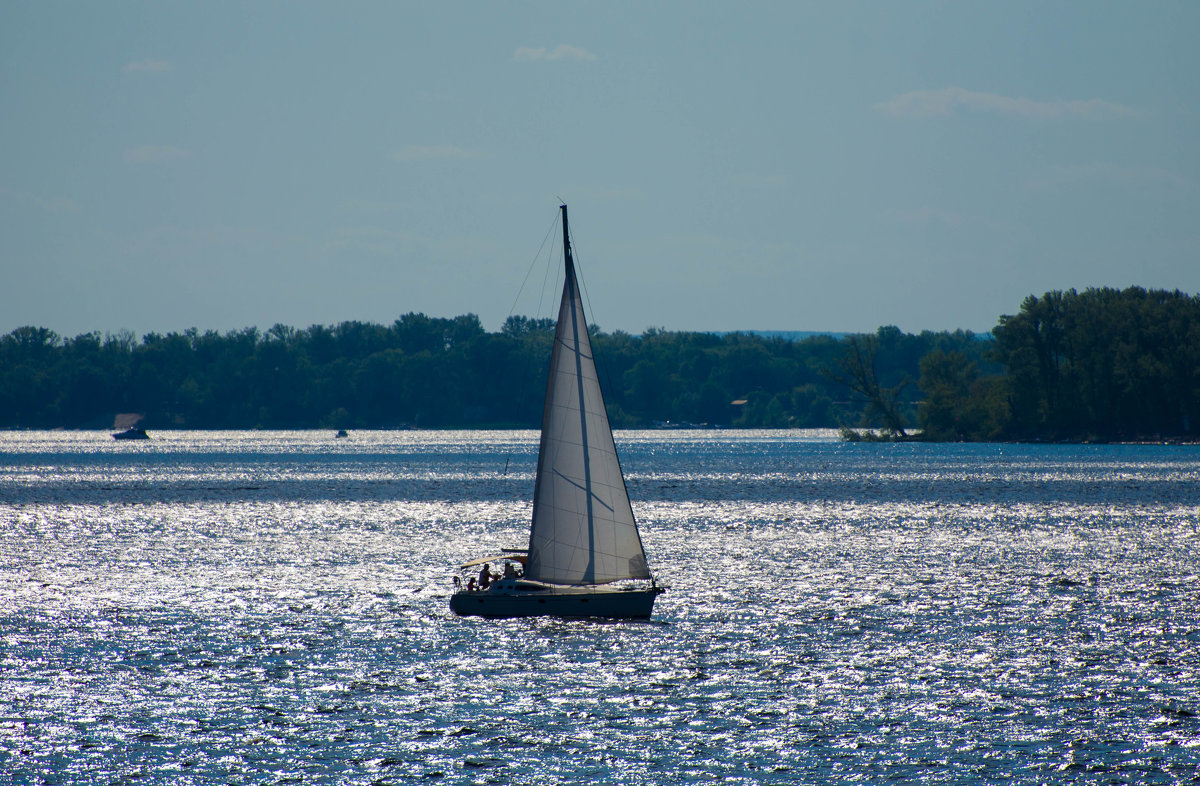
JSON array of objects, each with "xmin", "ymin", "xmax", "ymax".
[{"xmin": 450, "ymin": 586, "xmax": 663, "ymax": 619}]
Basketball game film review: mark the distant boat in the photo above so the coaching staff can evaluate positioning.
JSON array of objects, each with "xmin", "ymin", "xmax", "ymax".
[
  {"xmin": 335, "ymin": 429, "xmax": 349, "ymax": 438},
  {"xmin": 450, "ymin": 205, "xmax": 664, "ymax": 619},
  {"xmin": 112, "ymin": 427, "xmax": 149, "ymax": 440}
]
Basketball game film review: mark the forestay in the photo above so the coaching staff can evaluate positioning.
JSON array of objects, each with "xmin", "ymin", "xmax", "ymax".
[{"xmin": 524, "ymin": 207, "xmax": 652, "ymax": 586}]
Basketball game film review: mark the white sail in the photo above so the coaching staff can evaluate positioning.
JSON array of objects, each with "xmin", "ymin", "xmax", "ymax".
[{"xmin": 525, "ymin": 207, "xmax": 652, "ymax": 586}]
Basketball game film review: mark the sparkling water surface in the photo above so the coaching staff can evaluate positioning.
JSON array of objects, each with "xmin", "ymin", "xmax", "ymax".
[{"xmin": 1, "ymin": 429, "xmax": 1198, "ymax": 784}]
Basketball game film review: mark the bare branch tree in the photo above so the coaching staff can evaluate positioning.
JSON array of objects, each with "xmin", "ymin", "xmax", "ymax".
[{"xmin": 824, "ymin": 334, "xmax": 910, "ymax": 438}]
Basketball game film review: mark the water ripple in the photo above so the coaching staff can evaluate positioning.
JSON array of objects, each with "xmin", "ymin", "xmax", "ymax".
[{"xmin": 1, "ymin": 430, "xmax": 1198, "ymax": 783}]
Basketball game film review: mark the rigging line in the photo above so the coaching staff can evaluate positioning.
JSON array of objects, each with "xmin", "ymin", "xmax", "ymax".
[
  {"xmin": 543, "ymin": 215, "xmax": 564, "ymax": 321},
  {"xmin": 505, "ymin": 211, "xmax": 562, "ymax": 325},
  {"xmin": 551, "ymin": 468, "xmax": 616, "ymax": 513},
  {"xmin": 501, "ymin": 210, "xmax": 558, "ymax": 486}
]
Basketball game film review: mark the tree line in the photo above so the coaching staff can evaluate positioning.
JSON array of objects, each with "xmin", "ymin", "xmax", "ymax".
[
  {"xmin": 0, "ymin": 313, "xmax": 983, "ymax": 431},
  {"xmin": 918, "ymin": 286, "xmax": 1200, "ymax": 442},
  {"xmin": 1, "ymin": 286, "xmax": 1196, "ymax": 440}
]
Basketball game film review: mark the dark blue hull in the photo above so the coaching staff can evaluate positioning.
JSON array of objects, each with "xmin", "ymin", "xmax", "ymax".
[{"xmin": 450, "ymin": 586, "xmax": 663, "ymax": 619}]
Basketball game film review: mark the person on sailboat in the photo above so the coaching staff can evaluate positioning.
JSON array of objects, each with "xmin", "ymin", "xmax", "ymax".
[{"xmin": 478, "ymin": 564, "xmax": 493, "ymax": 590}]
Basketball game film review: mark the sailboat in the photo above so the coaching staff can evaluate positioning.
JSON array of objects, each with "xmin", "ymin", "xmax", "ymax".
[{"xmin": 450, "ymin": 205, "xmax": 664, "ymax": 619}]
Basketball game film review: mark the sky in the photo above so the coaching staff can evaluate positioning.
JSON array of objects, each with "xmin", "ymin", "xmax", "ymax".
[{"xmin": 2, "ymin": 1, "xmax": 1198, "ymax": 339}]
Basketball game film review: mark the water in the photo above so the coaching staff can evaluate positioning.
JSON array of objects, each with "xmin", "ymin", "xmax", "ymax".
[{"xmin": 1, "ymin": 429, "xmax": 1198, "ymax": 784}]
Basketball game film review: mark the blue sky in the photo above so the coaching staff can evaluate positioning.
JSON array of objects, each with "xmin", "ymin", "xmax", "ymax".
[{"xmin": 2, "ymin": 1, "xmax": 1197, "ymax": 338}]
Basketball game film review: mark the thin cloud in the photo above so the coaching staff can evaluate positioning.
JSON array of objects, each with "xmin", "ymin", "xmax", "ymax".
[
  {"xmin": 338, "ymin": 199, "xmax": 410, "ymax": 213},
  {"xmin": 0, "ymin": 186, "xmax": 78, "ymax": 213},
  {"xmin": 732, "ymin": 174, "xmax": 788, "ymax": 189},
  {"xmin": 123, "ymin": 59, "xmax": 172, "ymax": 74},
  {"xmin": 121, "ymin": 224, "xmax": 305, "ymax": 260},
  {"xmin": 885, "ymin": 206, "xmax": 967, "ymax": 228},
  {"xmin": 513, "ymin": 45, "xmax": 597, "ymax": 62},
  {"xmin": 322, "ymin": 226, "xmax": 420, "ymax": 257},
  {"xmin": 1029, "ymin": 163, "xmax": 1192, "ymax": 191},
  {"xmin": 390, "ymin": 145, "xmax": 482, "ymax": 162},
  {"xmin": 562, "ymin": 185, "xmax": 644, "ymax": 203},
  {"xmin": 123, "ymin": 145, "xmax": 193, "ymax": 164},
  {"xmin": 876, "ymin": 87, "xmax": 1134, "ymax": 119},
  {"xmin": 883, "ymin": 205, "xmax": 1015, "ymax": 235}
]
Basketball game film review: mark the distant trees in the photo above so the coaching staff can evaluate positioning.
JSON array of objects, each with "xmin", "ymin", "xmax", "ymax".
[
  {"xmin": 0, "ymin": 314, "xmax": 497, "ymax": 430},
  {"xmin": 2, "ymin": 286, "xmax": 1196, "ymax": 441},
  {"xmin": 909, "ymin": 287, "xmax": 1200, "ymax": 441},
  {"xmin": 987, "ymin": 287, "xmax": 1200, "ymax": 441},
  {"xmin": 915, "ymin": 349, "xmax": 1009, "ymax": 441},
  {"xmin": 0, "ymin": 316, "xmax": 982, "ymax": 431}
]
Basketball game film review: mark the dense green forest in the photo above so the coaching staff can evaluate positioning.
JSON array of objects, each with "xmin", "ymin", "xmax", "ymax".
[
  {"xmin": 991, "ymin": 287, "xmax": 1199, "ymax": 440},
  {"xmin": 915, "ymin": 287, "xmax": 1200, "ymax": 442},
  {"xmin": 1, "ymin": 286, "xmax": 1197, "ymax": 440},
  {"xmin": 0, "ymin": 313, "xmax": 985, "ymax": 431}
]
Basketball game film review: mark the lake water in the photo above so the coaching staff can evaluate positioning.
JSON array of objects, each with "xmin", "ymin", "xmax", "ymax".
[{"xmin": 1, "ymin": 429, "xmax": 1198, "ymax": 784}]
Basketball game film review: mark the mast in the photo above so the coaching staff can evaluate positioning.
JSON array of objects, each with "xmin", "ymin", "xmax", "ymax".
[
  {"xmin": 561, "ymin": 204, "xmax": 596, "ymax": 583},
  {"xmin": 561, "ymin": 203, "xmax": 572, "ymax": 272}
]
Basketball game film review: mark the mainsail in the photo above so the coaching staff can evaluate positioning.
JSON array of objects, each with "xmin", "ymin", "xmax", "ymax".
[{"xmin": 524, "ymin": 206, "xmax": 652, "ymax": 586}]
